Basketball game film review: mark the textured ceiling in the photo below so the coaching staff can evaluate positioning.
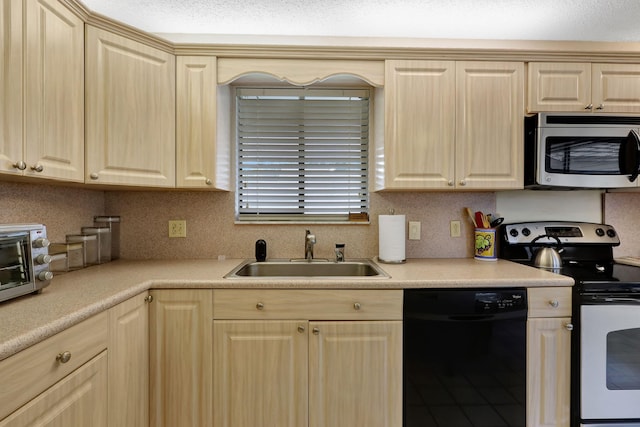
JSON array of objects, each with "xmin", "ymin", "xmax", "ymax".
[{"xmin": 81, "ymin": 0, "xmax": 640, "ymax": 43}]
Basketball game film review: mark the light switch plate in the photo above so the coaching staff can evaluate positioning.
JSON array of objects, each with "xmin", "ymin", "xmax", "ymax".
[
  {"xmin": 409, "ymin": 221, "xmax": 421, "ymax": 240},
  {"xmin": 450, "ymin": 220, "xmax": 461, "ymax": 237},
  {"xmin": 168, "ymin": 220, "xmax": 187, "ymax": 238}
]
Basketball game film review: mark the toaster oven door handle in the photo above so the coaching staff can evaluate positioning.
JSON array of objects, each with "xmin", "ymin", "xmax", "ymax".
[{"xmin": 620, "ymin": 129, "xmax": 640, "ymax": 182}]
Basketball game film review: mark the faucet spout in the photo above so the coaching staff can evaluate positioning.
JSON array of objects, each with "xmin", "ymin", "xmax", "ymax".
[{"xmin": 305, "ymin": 230, "xmax": 316, "ymax": 261}]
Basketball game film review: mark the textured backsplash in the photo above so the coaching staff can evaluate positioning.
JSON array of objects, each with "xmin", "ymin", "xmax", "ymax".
[{"xmin": 7, "ymin": 180, "xmax": 639, "ymax": 260}]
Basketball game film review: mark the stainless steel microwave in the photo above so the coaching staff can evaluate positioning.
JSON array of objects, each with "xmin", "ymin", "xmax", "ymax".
[
  {"xmin": 0, "ymin": 224, "xmax": 52, "ymax": 303},
  {"xmin": 525, "ymin": 113, "xmax": 640, "ymax": 189}
]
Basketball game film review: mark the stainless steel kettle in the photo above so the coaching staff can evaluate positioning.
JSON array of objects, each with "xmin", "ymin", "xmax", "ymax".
[{"xmin": 531, "ymin": 235, "xmax": 563, "ymax": 270}]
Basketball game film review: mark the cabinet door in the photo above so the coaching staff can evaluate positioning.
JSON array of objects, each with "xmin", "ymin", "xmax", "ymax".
[
  {"xmin": 213, "ymin": 320, "xmax": 308, "ymax": 427},
  {"xmin": 149, "ymin": 289, "xmax": 213, "ymax": 427},
  {"xmin": 0, "ymin": 0, "xmax": 22, "ymax": 176},
  {"xmin": 527, "ymin": 62, "xmax": 591, "ymax": 112},
  {"xmin": 108, "ymin": 292, "xmax": 150, "ymax": 427},
  {"xmin": 176, "ymin": 56, "xmax": 230, "ymax": 190},
  {"xmin": 85, "ymin": 26, "xmax": 175, "ymax": 187},
  {"xmin": 592, "ymin": 63, "xmax": 640, "ymax": 113},
  {"xmin": 0, "ymin": 352, "xmax": 108, "ymax": 427},
  {"xmin": 383, "ymin": 60, "xmax": 456, "ymax": 189},
  {"xmin": 527, "ymin": 318, "xmax": 571, "ymax": 427},
  {"xmin": 23, "ymin": 0, "xmax": 84, "ymax": 182},
  {"xmin": 309, "ymin": 321, "xmax": 402, "ymax": 427},
  {"xmin": 456, "ymin": 61, "xmax": 524, "ymax": 190}
]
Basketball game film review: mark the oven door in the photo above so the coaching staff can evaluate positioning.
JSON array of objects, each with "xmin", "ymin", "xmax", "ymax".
[
  {"xmin": 581, "ymin": 302, "xmax": 640, "ymax": 421},
  {"xmin": 0, "ymin": 233, "xmax": 34, "ymax": 302},
  {"xmin": 537, "ymin": 126, "xmax": 640, "ymax": 188}
]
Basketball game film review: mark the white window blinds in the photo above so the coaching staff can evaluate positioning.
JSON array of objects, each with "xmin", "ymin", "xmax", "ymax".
[{"xmin": 235, "ymin": 88, "xmax": 370, "ymax": 221}]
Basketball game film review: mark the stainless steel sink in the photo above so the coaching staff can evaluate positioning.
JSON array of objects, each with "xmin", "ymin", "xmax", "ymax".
[{"xmin": 224, "ymin": 259, "xmax": 389, "ymax": 279}]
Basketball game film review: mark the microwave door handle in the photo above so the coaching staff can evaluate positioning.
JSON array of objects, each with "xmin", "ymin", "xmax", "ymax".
[{"xmin": 620, "ymin": 130, "xmax": 640, "ymax": 182}]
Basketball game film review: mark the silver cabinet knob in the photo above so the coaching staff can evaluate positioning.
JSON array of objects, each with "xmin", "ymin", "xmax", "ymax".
[
  {"xmin": 548, "ymin": 300, "xmax": 559, "ymax": 308},
  {"xmin": 205, "ymin": 178, "xmax": 212, "ymax": 186},
  {"xmin": 144, "ymin": 295, "xmax": 153, "ymax": 303},
  {"xmin": 459, "ymin": 180, "xmax": 466, "ymax": 186},
  {"xmin": 12, "ymin": 161, "xmax": 26, "ymax": 170},
  {"xmin": 447, "ymin": 180, "xmax": 454, "ymax": 186},
  {"xmin": 90, "ymin": 173, "xmax": 99, "ymax": 180},
  {"xmin": 312, "ymin": 327, "xmax": 320, "ymax": 335},
  {"xmin": 596, "ymin": 104, "xmax": 605, "ymax": 110},
  {"xmin": 31, "ymin": 164, "xmax": 44, "ymax": 172},
  {"xmin": 256, "ymin": 302, "xmax": 264, "ymax": 310},
  {"xmin": 56, "ymin": 351, "xmax": 71, "ymax": 364},
  {"xmin": 565, "ymin": 323, "xmax": 574, "ymax": 331},
  {"xmin": 353, "ymin": 302, "xmax": 361, "ymax": 311},
  {"xmin": 585, "ymin": 104, "xmax": 593, "ymax": 110},
  {"xmin": 297, "ymin": 325, "xmax": 305, "ymax": 333}
]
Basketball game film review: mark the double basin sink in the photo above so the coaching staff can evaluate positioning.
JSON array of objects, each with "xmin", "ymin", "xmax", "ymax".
[{"xmin": 224, "ymin": 258, "xmax": 389, "ymax": 279}]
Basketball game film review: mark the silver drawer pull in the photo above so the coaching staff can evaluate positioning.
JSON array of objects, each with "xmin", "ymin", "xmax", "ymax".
[
  {"xmin": 565, "ymin": 323, "xmax": 574, "ymax": 331},
  {"xmin": 297, "ymin": 325, "xmax": 305, "ymax": 333},
  {"xmin": 353, "ymin": 302, "xmax": 361, "ymax": 311},
  {"xmin": 144, "ymin": 295, "xmax": 153, "ymax": 303},
  {"xmin": 312, "ymin": 327, "xmax": 320, "ymax": 335},
  {"xmin": 548, "ymin": 300, "xmax": 559, "ymax": 308},
  {"xmin": 256, "ymin": 302, "xmax": 264, "ymax": 310},
  {"xmin": 56, "ymin": 351, "xmax": 72, "ymax": 364}
]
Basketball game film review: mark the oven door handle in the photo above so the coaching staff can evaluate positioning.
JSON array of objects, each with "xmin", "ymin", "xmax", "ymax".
[{"xmin": 588, "ymin": 296, "xmax": 640, "ymax": 304}]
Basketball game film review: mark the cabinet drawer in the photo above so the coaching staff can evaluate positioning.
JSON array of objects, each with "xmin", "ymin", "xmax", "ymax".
[
  {"xmin": 213, "ymin": 289, "xmax": 403, "ymax": 320},
  {"xmin": 0, "ymin": 311, "xmax": 108, "ymax": 420},
  {"xmin": 528, "ymin": 287, "xmax": 572, "ymax": 318}
]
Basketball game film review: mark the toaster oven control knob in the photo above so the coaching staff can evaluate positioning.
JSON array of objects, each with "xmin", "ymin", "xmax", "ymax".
[
  {"xmin": 37, "ymin": 271, "xmax": 53, "ymax": 281},
  {"xmin": 35, "ymin": 254, "xmax": 52, "ymax": 265},
  {"xmin": 33, "ymin": 238, "xmax": 50, "ymax": 248}
]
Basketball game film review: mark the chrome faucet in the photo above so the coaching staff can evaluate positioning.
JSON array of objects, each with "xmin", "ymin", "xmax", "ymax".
[{"xmin": 305, "ymin": 230, "xmax": 316, "ymax": 261}]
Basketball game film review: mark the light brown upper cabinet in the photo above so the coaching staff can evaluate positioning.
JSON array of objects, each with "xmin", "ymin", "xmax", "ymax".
[
  {"xmin": 176, "ymin": 56, "xmax": 230, "ymax": 190},
  {"xmin": 528, "ymin": 62, "xmax": 640, "ymax": 113},
  {"xmin": 85, "ymin": 27, "xmax": 176, "ymax": 187},
  {"xmin": 0, "ymin": 0, "xmax": 84, "ymax": 182},
  {"xmin": 380, "ymin": 60, "xmax": 524, "ymax": 190}
]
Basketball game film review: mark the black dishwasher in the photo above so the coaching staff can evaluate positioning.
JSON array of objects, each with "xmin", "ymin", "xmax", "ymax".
[{"xmin": 404, "ymin": 288, "xmax": 527, "ymax": 427}]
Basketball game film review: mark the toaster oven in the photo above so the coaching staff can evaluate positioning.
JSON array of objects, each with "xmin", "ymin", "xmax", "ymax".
[{"xmin": 0, "ymin": 224, "xmax": 53, "ymax": 303}]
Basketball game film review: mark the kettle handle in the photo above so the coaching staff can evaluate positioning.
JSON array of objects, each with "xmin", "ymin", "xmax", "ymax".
[{"xmin": 531, "ymin": 235, "xmax": 563, "ymax": 252}]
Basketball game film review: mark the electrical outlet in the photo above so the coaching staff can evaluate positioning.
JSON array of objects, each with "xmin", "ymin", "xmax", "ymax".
[
  {"xmin": 408, "ymin": 221, "xmax": 421, "ymax": 240},
  {"xmin": 168, "ymin": 220, "xmax": 187, "ymax": 238},
  {"xmin": 450, "ymin": 220, "xmax": 461, "ymax": 237}
]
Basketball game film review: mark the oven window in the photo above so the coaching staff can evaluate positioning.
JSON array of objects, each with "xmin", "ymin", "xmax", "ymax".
[
  {"xmin": 546, "ymin": 137, "xmax": 625, "ymax": 175},
  {"xmin": 0, "ymin": 234, "xmax": 30, "ymax": 290},
  {"xmin": 606, "ymin": 328, "xmax": 640, "ymax": 390}
]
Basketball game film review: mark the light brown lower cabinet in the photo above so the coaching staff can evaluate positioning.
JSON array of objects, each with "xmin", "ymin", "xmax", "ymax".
[
  {"xmin": 527, "ymin": 287, "xmax": 572, "ymax": 427},
  {"xmin": 0, "ymin": 312, "xmax": 108, "ymax": 426},
  {"xmin": 108, "ymin": 291, "xmax": 150, "ymax": 427},
  {"xmin": 213, "ymin": 289, "xmax": 403, "ymax": 427},
  {"xmin": 149, "ymin": 289, "xmax": 213, "ymax": 427}
]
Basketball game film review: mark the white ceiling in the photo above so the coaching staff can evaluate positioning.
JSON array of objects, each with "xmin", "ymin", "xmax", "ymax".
[{"xmin": 81, "ymin": 0, "xmax": 640, "ymax": 44}]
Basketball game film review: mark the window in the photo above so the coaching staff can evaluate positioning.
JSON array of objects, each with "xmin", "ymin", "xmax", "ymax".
[{"xmin": 235, "ymin": 87, "xmax": 370, "ymax": 222}]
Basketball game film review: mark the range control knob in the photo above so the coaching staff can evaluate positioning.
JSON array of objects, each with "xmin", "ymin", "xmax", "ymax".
[
  {"xmin": 595, "ymin": 228, "xmax": 605, "ymax": 237},
  {"xmin": 35, "ymin": 254, "xmax": 52, "ymax": 265},
  {"xmin": 32, "ymin": 238, "xmax": 50, "ymax": 248},
  {"xmin": 37, "ymin": 271, "xmax": 53, "ymax": 281},
  {"xmin": 607, "ymin": 229, "xmax": 617, "ymax": 238},
  {"xmin": 509, "ymin": 229, "xmax": 519, "ymax": 237},
  {"xmin": 522, "ymin": 228, "xmax": 531, "ymax": 237}
]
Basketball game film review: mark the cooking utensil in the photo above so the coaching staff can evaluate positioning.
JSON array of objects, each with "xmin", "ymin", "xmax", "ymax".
[
  {"xmin": 465, "ymin": 207, "xmax": 477, "ymax": 226},
  {"xmin": 475, "ymin": 211, "xmax": 489, "ymax": 228},
  {"xmin": 490, "ymin": 217, "xmax": 504, "ymax": 228}
]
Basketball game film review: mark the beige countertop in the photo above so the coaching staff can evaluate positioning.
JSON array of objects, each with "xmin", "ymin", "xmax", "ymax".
[{"xmin": 0, "ymin": 257, "xmax": 573, "ymax": 361}]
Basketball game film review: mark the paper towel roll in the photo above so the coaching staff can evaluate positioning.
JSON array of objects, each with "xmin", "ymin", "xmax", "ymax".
[{"xmin": 379, "ymin": 215, "xmax": 406, "ymax": 263}]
